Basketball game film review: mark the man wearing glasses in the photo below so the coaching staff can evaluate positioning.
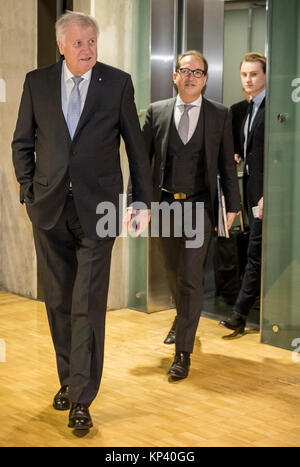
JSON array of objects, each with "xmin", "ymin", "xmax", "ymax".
[{"xmin": 143, "ymin": 50, "xmax": 240, "ymax": 379}]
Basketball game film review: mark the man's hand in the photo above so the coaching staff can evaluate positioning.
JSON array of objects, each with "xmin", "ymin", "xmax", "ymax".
[
  {"xmin": 226, "ymin": 212, "xmax": 237, "ymax": 231},
  {"xmin": 234, "ymin": 153, "xmax": 242, "ymax": 165},
  {"xmin": 125, "ymin": 208, "xmax": 151, "ymax": 236},
  {"xmin": 258, "ymin": 197, "xmax": 263, "ymax": 220},
  {"xmin": 22, "ymin": 182, "xmax": 34, "ymax": 204}
]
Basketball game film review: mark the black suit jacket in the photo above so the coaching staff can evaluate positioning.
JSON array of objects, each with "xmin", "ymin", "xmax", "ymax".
[
  {"xmin": 12, "ymin": 60, "xmax": 152, "ymax": 240},
  {"xmin": 243, "ymin": 98, "xmax": 265, "ymax": 207},
  {"xmin": 142, "ymin": 96, "xmax": 241, "ymax": 225},
  {"xmin": 231, "ymin": 99, "xmax": 249, "ymax": 156}
]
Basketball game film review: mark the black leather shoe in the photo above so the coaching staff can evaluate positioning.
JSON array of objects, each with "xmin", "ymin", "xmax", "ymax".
[
  {"xmin": 53, "ymin": 385, "xmax": 70, "ymax": 411},
  {"xmin": 164, "ymin": 317, "xmax": 177, "ymax": 344},
  {"xmin": 168, "ymin": 352, "xmax": 190, "ymax": 379},
  {"xmin": 68, "ymin": 403, "xmax": 93, "ymax": 430},
  {"xmin": 219, "ymin": 312, "xmax": 246, "ymax": 333}
]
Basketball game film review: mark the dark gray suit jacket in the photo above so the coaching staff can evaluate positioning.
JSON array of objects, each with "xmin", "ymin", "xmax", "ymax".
[
  {"xmin": 12, "ymin": 60, "xmax": 152, "ymax": 240},
  {"xmin": 142, "ymin": 96, "xmax": 241, "ymax": 225}
]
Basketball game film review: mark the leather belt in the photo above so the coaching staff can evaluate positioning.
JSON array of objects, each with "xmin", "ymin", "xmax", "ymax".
[
  {"xmin": 161, "ymin": 188, "xmax": 187, "ymax": 200},
  {"xmin": 173, "ymin": 193, "xmax": 187, "ymax": 200}
]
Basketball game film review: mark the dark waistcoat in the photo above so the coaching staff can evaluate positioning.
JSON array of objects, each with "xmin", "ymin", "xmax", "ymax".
[{"xmin": 163, "ymin": 107, "xmax": 209, "ymax": 199}]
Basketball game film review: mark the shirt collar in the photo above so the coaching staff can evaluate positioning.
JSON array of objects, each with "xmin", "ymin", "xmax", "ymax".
[
  {"xmin": 63, "ymin": 60, "xmax": 92, "ymax": 83},
  {"xmin": 251, "ymin": 89, "xmax": 266, "ymax": 107},
  {"xmin": 176, "ymin": 94, "xmax": 202, "ymax": 107}
]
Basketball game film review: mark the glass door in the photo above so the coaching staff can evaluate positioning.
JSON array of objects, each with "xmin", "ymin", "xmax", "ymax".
[
  {"xmin": 262, "ymin": 0, "xmax": 300, "ymax": 350},
  {"xmin": 127, "ymin": 0, "xmax": 151, "ymax": 312}
]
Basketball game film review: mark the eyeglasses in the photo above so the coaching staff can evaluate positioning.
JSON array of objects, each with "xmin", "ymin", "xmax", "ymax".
[{"xmin": 177, "ymin": 68, "xmax": 206, "ymax": 78}]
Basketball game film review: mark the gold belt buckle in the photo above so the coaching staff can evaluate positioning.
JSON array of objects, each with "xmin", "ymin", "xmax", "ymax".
[{"xmin": 174, "ymin": 192, "xmax": 187, "ymax": 200}]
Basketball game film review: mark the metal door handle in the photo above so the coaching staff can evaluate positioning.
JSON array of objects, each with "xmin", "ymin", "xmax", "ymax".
[{"xmin": 277, "ymin": 113, "xmax": 287, "ymax": 122}]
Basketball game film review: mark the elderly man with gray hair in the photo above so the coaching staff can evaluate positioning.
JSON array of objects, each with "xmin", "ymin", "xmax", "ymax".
[{"xmin": 12, "ymin": 11, "xmax": 152, "ymax": 432}]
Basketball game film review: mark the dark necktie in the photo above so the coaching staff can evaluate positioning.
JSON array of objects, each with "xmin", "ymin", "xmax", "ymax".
[
  {"xmin": 247, "ymin": 99, "xmax": 254, "ymax": 138},
  {"xmin": 244, "ymin": 99, "xmax": 254, "ymax": 161}
]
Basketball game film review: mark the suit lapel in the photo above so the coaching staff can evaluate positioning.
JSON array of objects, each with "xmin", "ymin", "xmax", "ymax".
[
  {"xmin": 247, "ymin": 97, "xmax": 265, "ymax": 150},
  {"xmin": 73, "ymin": 62, "xmax": 106, "ymax": 140},
  {"xmin": 49, "ymin": 61, "xmax": 109, "ymax": 142},
  {"xmin": 160, "ymin": 98, "xmax": 176, "ymax": 162},
  {"xmin": 202, "ymin": 97, "xmax": 215, "ymax": 174},
  {"xmin": 50, "ymin": 61, "xmax": 71, "ymax": 139}
]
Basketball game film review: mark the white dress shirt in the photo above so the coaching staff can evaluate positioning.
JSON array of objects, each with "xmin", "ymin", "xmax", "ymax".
[{"xmin": 174, "ymin": 95, "xmax": 202, "ymax": 143}]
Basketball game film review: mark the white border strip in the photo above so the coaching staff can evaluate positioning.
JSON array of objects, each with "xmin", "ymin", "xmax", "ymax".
[{"xmin": 91, "ymin": 0, "xmax": 95, "ymax": 17}]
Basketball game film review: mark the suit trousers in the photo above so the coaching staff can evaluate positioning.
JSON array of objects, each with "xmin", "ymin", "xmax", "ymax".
[
  {"xmin": 159, "ymin": 193, "xmax": 213, "ymax": 354},
  {"xmin": 234, "ymin": 205, "xmax": 262, "ymax": 317},
  {"xmin": 33, "ymin": 196, "xmax": 115, "ymax": 406}
]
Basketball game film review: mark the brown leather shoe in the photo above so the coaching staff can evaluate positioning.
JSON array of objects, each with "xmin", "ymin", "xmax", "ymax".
[{"xmin": 53, "ymin": 385, "xmax": 70, "ymax": 411}]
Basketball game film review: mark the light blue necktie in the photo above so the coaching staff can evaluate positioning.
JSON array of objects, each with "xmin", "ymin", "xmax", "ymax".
[{"xmin": 67, "ymin": 76, "xmax": 84, "ymax": 139}]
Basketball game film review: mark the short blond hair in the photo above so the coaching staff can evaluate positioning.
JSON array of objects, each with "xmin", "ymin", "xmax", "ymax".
[
  {"xmin": 240, "ymin": 52, "xmax": 266, "ymax": 74},
  {"xmin": 55, "ymin": 11, "xmax": 99, "ymax": 44}
]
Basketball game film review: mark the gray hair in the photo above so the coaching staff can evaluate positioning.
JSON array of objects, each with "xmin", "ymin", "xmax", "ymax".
[{"xmin": 55, "ymin": 11, "xmax": 99, "ymax": 44}]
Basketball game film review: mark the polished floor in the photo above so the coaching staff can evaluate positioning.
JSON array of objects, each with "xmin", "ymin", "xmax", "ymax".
[{"xmin": 0, "ymin": 291, "xmax": 300, "ymax": 447}]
